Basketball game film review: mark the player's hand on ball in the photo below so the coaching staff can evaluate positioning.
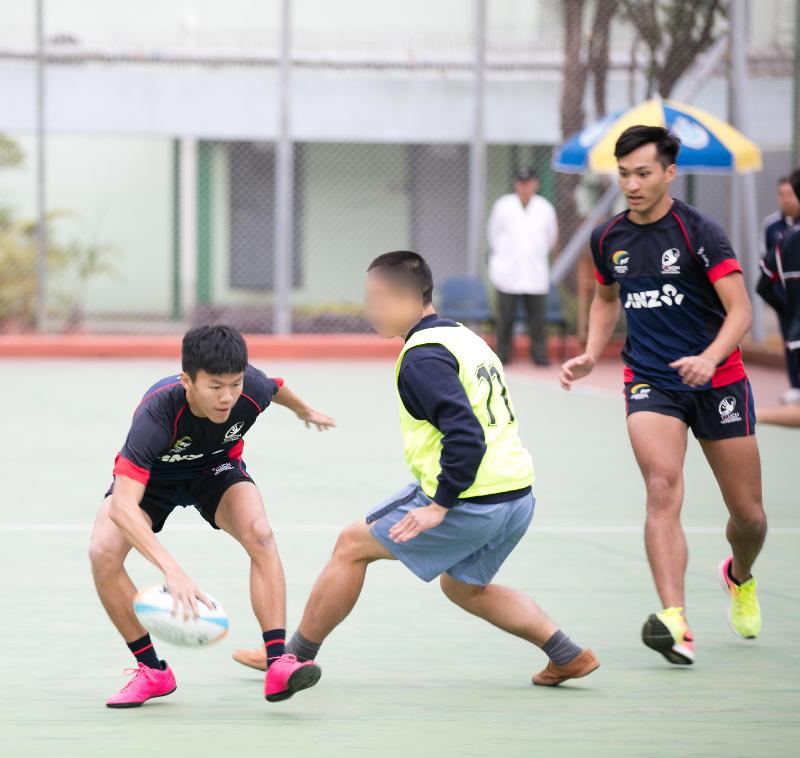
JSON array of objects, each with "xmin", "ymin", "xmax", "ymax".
[
  {"xmin": 389, "ymin": 503, "xmax": 448, "ymax": 543},
  {"xmin": 560, "ymin": 353, "xmax": 595, "ymax": 390},
  {"xmin": 669, "ymin": 354, "xmax": 715, "ymax": 387},
  {"xmin": 163, "ymin": 566, "xmax": 213, "ymax": 621},
  {"xmin": 298, "ymin": 407, "xmax": 336, "ymax": 431}
]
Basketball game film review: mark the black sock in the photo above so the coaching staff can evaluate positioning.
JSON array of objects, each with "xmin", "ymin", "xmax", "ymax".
[
  {"xmin": 286, "ymin": 630, "xmax": 321, "ymax": 662},
  {"xmin": 727, "ymin": 561, "xmax": 742, "ymax": 586},
  {"xmin": 541, "ymin": 630, "xmax": 583, "ymax": 666},
  {"xmin": 727, "ymin": 561, "xmax": 751, "ymax": 586},
  {"xmin": 263, "ymin": 628, "xmax": 286, "ymax": 668},
  {"xmin": 127, "ymin": 633, "xmax": 161, "ymax": 670}
]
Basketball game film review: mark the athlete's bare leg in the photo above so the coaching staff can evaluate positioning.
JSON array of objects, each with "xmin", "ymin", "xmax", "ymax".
[
  {"xmin": 627, "ymin": 412, "xmax": 689, "ymax": 609},
  {"xmin": 699, "ymin": 435, "xmax": 767, "ymax": 582},
  {"xmin": 296, "ymin": 522, "xmax": 395, "ymax": 643},
  {"xmin": 215, "ymin": 481, "xmax": 286, "ymax": 632},
  {"xmin": 89, "ymin": 496, "xmax": 149, "ymax": 641},
  {"xmin": 439, "ymin": 575, "xmax": 557, "ymax": 646}
]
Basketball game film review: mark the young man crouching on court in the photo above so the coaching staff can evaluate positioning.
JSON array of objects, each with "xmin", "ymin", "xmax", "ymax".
[{"xmin": 90, "ymin": 325, "xmax": 335, "ymax": 707}]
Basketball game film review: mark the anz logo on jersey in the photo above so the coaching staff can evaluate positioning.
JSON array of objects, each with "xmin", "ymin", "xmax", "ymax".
[
  {"xmin": 624, "ymin": 283, "xmax": 685, "ymax": 309},
  {"xmin": 160, "ymin": 435, "xmax": 204, "ymax": 463}
]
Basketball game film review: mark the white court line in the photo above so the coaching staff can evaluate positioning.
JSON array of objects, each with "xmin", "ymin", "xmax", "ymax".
[{"xmin": 1, "ymin": 523, "xmax": 798, "ymax": 535}]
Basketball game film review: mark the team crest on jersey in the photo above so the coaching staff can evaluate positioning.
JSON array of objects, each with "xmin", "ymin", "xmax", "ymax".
[
  {"xmin": 718, "ymin": 396, "xmax": 742, "ymax": 424},
  {"xmin": 169, "ymin": 436, "xmax": 192, "ymax": 453},
  {"xmin": 629, "ymin": 383, "xmax": 651, "ymax": 400},
  {"xmin": 661, "ymin": 248, "xmax": 681, "ymax": 274},
  {"xmin": 624, "ymin": 283, "xmax": 685, "ymax": 309},
  {"xmin": 224, "ymin": 421, "xmax": 245, "ymax": 443},
  {"xmin": 612, "ymin": 250, "xmax": 629, "ymax": 274}
]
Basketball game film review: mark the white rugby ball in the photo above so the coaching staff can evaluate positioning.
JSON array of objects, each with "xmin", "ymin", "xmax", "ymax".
[{"xmin": 133, "ymin": 584, "xmax": 229, "ymax": 647}]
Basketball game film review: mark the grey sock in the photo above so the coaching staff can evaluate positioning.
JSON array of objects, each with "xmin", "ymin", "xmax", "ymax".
[
  {"xmin": 286, "ymin": 630, "xmax": 321, "ymax": 662},
  {"xmin": 542, "ymin": 630, "xmax": 583, "ymax": 666}
]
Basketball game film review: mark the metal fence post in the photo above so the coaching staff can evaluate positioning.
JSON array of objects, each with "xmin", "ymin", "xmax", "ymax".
[
  {"xmin": 179, "ymin": 138, "xmax": 198, "ymax": 320},
  {"xmin": 34, "ymin": 0, "xmax": 47, "ymax": 332},
  {"xmin": 729, "ymin": 0, "xmax": 765, "ymax": 342},
  {"xmin": 466, "ymin": 0, "xmax": 487, "ymax": 278},
  {"xmin": 273, "ymin": 0, "xmax": 293, "ymax": 335}
]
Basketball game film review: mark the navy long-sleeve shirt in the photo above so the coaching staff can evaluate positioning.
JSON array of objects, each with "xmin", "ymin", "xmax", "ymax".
[{"xmin": 397, "ymin": 314, "xmax": 530, "ymax": 507}]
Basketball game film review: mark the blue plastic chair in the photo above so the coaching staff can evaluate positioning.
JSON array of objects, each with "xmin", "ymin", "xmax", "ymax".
[{"xmin": 437, "ymin": 276, "xmax": 494, "ymax": 324}]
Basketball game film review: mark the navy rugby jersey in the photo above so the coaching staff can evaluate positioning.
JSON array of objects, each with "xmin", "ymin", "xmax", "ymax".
[
  {"xmin": 763, "ymin": 224, "xmax": 800, "ymax": 350},
  {"xmin": 113, "ymin": 364, "xmax": 281, "ymax": 484},
  {"xmin": 592, "ymin": 198, "xmax": 745, "ymax": 391}
]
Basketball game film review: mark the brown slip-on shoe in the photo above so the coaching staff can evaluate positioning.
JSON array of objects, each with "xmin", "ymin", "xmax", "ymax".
[
  {"xmin": 532, "ymin": 648, "xmax": 599, "ymax": 687},
  {"xmin": 233, "ymin": 647, "xmax": 267, "ymax": 672}
]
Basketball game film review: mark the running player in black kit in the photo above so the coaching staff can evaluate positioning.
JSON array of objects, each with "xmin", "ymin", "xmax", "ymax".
[
  {"xmin": 89, "ymin": 325, "xmax": 334, "ymax": 707},
  {"xmin": 560, "ymin": 126, "xmax": 767, "ymax": 666}
]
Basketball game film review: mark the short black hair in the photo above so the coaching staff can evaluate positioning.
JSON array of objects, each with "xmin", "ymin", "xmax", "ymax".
[
  {"xmin": 790, "ymin": 168, "xmax": 800, "ymax": 204},
  {"xmin": 777, "ymin": 175, "xmax": 792, "ymax": 185},
  {"xmin": 182, "ymin": 324, "xmax": 248, "ymax": 380},
  {"xmin": 367, "ymin": 250, "xmax": 434, "ymax": 305},
  {"xmin": 614, "ymin": 125, "xmax": 681, "ymax": 169}
]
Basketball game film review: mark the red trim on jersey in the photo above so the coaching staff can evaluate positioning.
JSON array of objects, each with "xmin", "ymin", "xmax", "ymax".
[
  {"xmin": 670, "ymin": 210, "xmax": 703, "ymax": 266},
  {"xmin": 707, "ymin": 258, "xmax": 743, "ymax": 283},
  {"xmin": 113, "ymin": 454, "xmax": 151, "ymax": 485},
  {"xmin": 624, "ymin": 352, "xmax": 745, "ymax": 390},
  {"xmin": 241, "ymin": 392, "xmax": 262, "ymax": 413},
  {"xmin": 711, "ymin": 348, "xmax": 747, "ymax": 388},
  {"xmin": 169, "ymin": 405, "xmax": 186, "ymax": 446},
  {"xmin": 595, "ymin": 213, "xmax": 626, "ymax": 284},
  {"xmin": 237, "ymin": 458, "xmax": 251, "ymax": 479},
  {"xmin": 134, "ymin": 381, "xmax": 182, "ymax": 414},
  {"xmin": 227, "ymin": 438, "xmax": 245, "ymax": 460},
  {"xmin": 273, "ymin": 377, "xmax": 284, "ymax": 388}
]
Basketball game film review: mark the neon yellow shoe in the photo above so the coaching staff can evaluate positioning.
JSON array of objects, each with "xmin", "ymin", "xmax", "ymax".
[
  {"xmin": 718, "ymin": 556, "xmax": 761, "ymax": 639},
  {"xmin": 641, "ymin": 606, "xmax": 695, "ymax": 665}
]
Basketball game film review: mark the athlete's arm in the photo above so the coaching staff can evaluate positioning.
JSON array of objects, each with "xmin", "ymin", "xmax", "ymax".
[
  {"xmin": 669, "ymin": 273, "xmax": 752, "ymax": 388},
  {"xmin": 560, "ymin": 281, "xmax": 620, "ymax": 390},
  {"xmin": 756, "ymin": 270, "xmax": 784, "ymax": 314},
  {"xmin": 108, "ymin": 475, "xmax": 211, "ymax": 619},
  {"xmin": 271, "ymin": 383, "xmax": 336, "ymax": 430}
]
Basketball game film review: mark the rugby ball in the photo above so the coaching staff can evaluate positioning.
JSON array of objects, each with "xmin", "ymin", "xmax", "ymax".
[{"xmin": 133, "ymin": 584, "xmax": 229, "ymax": 647}]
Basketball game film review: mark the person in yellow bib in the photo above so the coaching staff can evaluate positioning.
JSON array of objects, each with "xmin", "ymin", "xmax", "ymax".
[{"xmin": 233, "ymin": 250, "xmax": 598, "ymax": 689}]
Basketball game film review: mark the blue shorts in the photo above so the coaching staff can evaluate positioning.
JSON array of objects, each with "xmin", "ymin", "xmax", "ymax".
[{"xmin": 367, "ymin": 483, "xmax": 535, "ymax": 586}]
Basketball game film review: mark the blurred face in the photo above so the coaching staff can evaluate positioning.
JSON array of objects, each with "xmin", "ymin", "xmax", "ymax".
[
  {"xmin": 617, "ymin": 144, "xmax": 676, "ymax": 218},
  {"xmin": 514, "ymin": 178, "xmax": 538, "ymax": 205},
  {"xmin": 180, "ymin": 369, "xmax": 244, "ymax": 423},
  {"xmin": 365, "ymin": 269, "xmax": 425, "ymax": 338},
  {"xmin": 777, "ymin": 181, "xmax": 800, "ymax": 218}
]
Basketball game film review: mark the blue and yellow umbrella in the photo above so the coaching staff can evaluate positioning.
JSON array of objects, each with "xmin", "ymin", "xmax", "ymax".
[{"xmin": 554, "ymin": 96, "xmax": 762, "ymax": 174}]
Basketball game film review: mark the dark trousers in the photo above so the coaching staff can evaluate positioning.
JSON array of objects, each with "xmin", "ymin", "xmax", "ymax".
[
  {"xmin": 780, "ymin": 321, "xmax": 800, "ymax": 389},
  {"xmin": 495, "ymin": 290, "xmax": 548, "ymax": 364}
]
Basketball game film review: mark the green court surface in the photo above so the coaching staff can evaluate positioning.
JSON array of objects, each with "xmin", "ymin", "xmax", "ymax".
[{"xmin": 1, "ymin": 359, "xmax": 798, "ymax": 757}]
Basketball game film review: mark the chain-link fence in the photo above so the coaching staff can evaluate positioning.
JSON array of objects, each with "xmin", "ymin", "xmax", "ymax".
[{"xmin": 0, "ymin": 0, "xmax": 795, "ymax": 336}]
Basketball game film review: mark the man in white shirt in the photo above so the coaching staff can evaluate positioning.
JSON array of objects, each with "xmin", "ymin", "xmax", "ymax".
[{"xmin": 487, "ymin": 168, "xmax": 559, "ymax": 365}]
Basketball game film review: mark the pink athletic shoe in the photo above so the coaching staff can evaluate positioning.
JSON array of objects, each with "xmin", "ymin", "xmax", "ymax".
[
  {"xmin": 106, "ymin": 662, "xmax": 177, "ymax": 708},
  {"xmin": 265, "ymin": 654, "xmax": 321, "ymax": 702}
]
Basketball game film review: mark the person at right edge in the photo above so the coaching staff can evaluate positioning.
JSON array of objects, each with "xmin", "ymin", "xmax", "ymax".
[
  {"xmin": 560, "ymin": 125, "xmax": 767, "ymax": 666},
  {"xmin": 758, "ymin": 167, "xmax": 800, "ymax": 427},
  {"xmin": 755, "ymin": 174, "xmax": 800, "ymax": 404}
]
